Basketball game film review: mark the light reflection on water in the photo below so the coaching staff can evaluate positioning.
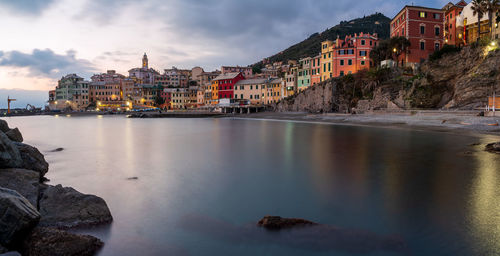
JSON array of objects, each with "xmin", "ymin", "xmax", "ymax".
[{"xmin": 4, "ymin": 115, "xmax": 500, "ymax": 256}]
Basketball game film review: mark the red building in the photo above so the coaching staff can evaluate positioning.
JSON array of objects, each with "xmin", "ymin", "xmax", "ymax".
[
  {"xmin": 213, "ymin": 72, "xmax": 245, "ymax": 99},
  {"xmin": 443, "ymin": 1, "xmax": 467, "ymax": 46},
  {"xmin": 160, "ymin": 89, "xmax": 173, "ymax": 107},
  {"xmin": 310, "ymin": 55, "xmax": 321, "ymax": 85},
  {"xmin": 391, "ymin": 5, "xmax": 445, "ymax": 65}
]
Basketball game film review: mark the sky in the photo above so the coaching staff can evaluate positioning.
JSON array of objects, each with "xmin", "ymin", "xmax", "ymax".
[{"xmin": 0, "ymin": 0, "xmax": 448, "ymax": 108}]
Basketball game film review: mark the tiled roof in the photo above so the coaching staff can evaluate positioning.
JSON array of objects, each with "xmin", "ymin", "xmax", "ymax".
[
  {"xmin": 234, "ymin": 78, "xmax": 268, "ymax": 85},
  {"xmin": 213, "ymin": 72, "xmax": 241, "ymax": 81}
]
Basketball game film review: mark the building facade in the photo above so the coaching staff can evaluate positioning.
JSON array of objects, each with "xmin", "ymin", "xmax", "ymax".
[
  {"xmin": 213, "ymin": 72, "xmax": 245, "ymax": 101},
  {"xmin": 310, "ymin": 55, "xmax": 321, "ymax": 85},
  {"xmin": 55, "ymin": 74, "xmax": 90, "ymax": 110},
  {"xmin": 391, "ymin": 6, "xmax": 445, "ymax": 65},
  {"xmin": 443, "ymin": 1, "xmax": 467, "ymax": 46},
  {"xmin": 297, "ymin": 57, "xmax": 311, "ymax": 91}
]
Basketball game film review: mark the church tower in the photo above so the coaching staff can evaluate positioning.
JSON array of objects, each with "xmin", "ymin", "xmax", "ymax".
[{"xmin": 142, "ymin": 53, "xmax": 148, "ymax": 69}]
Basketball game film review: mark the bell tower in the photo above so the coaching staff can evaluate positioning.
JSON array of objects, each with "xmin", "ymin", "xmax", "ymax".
[{"xmin": 142, "ymin": 53, "xmax": 148, "ymax": 69}]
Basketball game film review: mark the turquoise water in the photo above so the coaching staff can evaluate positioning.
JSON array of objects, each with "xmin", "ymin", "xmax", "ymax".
[{"xmin": 6, "ymin": 115, "xmax": 500, "ymax": 256}]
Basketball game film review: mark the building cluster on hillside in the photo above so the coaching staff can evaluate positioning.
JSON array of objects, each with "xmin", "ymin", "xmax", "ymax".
[
  {"xmin": 48, "ymin": 0, "xmax": 500, "ymax": 111},
  {"xmin": 391, "ymin": 0, "xmax": 500, "ymax": 66}
]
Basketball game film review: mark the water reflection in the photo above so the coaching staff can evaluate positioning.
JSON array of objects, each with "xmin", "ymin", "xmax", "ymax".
[{"xmin": 4, "ymin": 116, "xmax": 500, "ymax": 256}]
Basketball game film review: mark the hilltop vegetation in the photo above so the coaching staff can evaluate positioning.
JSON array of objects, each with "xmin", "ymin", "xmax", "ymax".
[{"xmin": 253, "ymin": 13, "xmax": 390, "ymax": 69}]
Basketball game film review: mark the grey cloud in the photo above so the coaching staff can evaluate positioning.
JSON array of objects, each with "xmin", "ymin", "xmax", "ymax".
[
  {"xmin": 0, "ymin": 0, "xmax": 56, "ymax": 14},
  {"xmin": 0, "ymin": 49, "xmax": 97, "ymax": 79}
]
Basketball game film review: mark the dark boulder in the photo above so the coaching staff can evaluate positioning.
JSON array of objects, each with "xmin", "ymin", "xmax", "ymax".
[
  {"xmin": 13, "ymin": 143, "xmax": 48, "ymax": 177},
  {"xmin": 0, "ymin": 169, "xmax": 41, "ymax": 207},
  {"xmin": 0, "ymin": 120, "xmax": 9, "ymax": 133},
  {"xmin": 257, "ymin": 216, "xmax": 317, "ymax": 230},
  {"xmin": 486, "ymin": 142, "xmax": 500, "ymax": 153},
  {"xmin": 38, "ymin": 185, "xmax": 112, "ymax": 228},
  {"xmin": 21, "ymin": 227, "xmax": 103, "ymax": 256},
  {"xmin": 0, "ymin": 187, "xmax": 40, "ymax": 246},
  {"xmin": 0, "ymin": 133, "xmax": 23, "ymax": 169},
  {"xmin": 4, "ymin": 129, "xmax": 22, "ymax": 143}
]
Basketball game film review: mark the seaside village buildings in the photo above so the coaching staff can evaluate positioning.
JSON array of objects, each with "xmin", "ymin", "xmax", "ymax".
[{"xmin": 49, "ymin": 1, "xmax": 500, "ymax": 111}]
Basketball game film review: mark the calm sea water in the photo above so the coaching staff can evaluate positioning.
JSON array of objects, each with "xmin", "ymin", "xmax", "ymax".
[{"xmin": 6, "ymin": 115, "xmax": 500, "ymax": 256}]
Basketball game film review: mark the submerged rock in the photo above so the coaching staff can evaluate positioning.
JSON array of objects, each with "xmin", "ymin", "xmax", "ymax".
[
  {"xmin": 485, "ymin": 142, "xmax": 500, "ymax": 153},
  {"xmin": 38, "ymin": 185, "xmax": 112, "ymax": 228},
  {"xmin": 0, "ymin": 132, "xmax": 23, "ymax": 169},
  {"xmin": 0, "ymin": 169, "xmax": 41, "ymax": 207},
  {"xmin": 0, "ymin": 187, "xmax": 40, "ymax": 246},
  {"xmin": 257, "ymin": 216, "xmax": 317, "ymax": 230},
  {"xmin": 13, "ymin": 143, "xmax": 48, "ymax": 177},
  {"xmin": 21, "ymin": 227, "xmax": 103, "ymax": 256},
  {"xmin": 4, "ymin": 129, "xmax": 22, "ymax": 143},
  {"xmin": 49, "ymin": 148, "xmax": 64, "ymax": 152}
]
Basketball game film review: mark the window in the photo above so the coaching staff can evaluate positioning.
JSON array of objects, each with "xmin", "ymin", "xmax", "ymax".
[
  {"xmin": 328, "ymin": 63, "xmax": 331, "ymax": 71},
  {"xmin": 323, "ymin": 63, "xmax": 326, "ymax": 73},
  {"xmin": 348, "ymin": 59, "xmax": 352, "ymax": 65},
  {"xmin": 361, "ymin": 40, "xmax": 365, "ymax": 45},
  {"xmin": 420, "ymin": 25, "xmax": 425, "ymax": 34},
  {"xmin": 340, "ymin": 60, "xmax": 344, "ymax": 66},
  {"xmin": 402, "ymin": 28, "xmax": 405, "ymax": 35},
  {"xmin": 328, "ymin": 53, "xmax": 331, "ymax": 58},
  {"xmin": 419, "ymin": 12, "xmax": 426, "ymax": 18},
  {"xmin": 435, "ymin": 43, "xmax": 440, "ymax": 51},
  {"xmin": 433, "ymin": 13, "xmax": 440, "ymax": 19},
  {"xmin": 420, "ymin": 41, "xmax": 425, "ymax": 50},
  {"xmin": 435, "ymin": 27, "xmax": 440, "ymax": 36},
  {"xmin": 359, "ymin": 51, "xmax": 367, "ymax": 56},
  {"xmin": 370, "ymin": 40, "xmax": 373, "ymax": 46},
  {"xmin": 340, "ymin": 71, "xmax": 344, "ymax": 76},
  {"xmin": 361, "ymin": 61, "xmax": 365, "ymax": 66}
]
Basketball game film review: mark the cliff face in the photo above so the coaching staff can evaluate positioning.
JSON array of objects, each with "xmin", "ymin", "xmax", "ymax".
[
  {"xmin": 274, "ymin": 45, "xmax": 500, "ymax": 112},
  {"xmin": 275, "ymin": 81, "xmax": 336, "ymax": 113}
]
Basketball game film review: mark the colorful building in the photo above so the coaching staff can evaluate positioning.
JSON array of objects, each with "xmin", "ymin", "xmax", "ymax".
[
  {"xmin": 297, "ymin": 57, "xmax": 311, "ymax": 90},
  {"xmin": 128, "ymin": 53, "xmax": 160, "ymax": 85},
  {"xmin": 443, "ymin": 1, "xmax": 468, "ymax": 46},
  {"xmin": 459, "ymin": 2, "xmax": 492, "ymax": 44},
  {"xmin": 213, "ymin": 72, "xmax": 245, "ymax": 101},
  {"xmin": 285, "ymin": 66, "xmax": 297, "ymax": 92},
  {"xmin": 391, "ymin": 5, "xmax": 445, "ymax": 65},
  {"xmin": 310, "ymin": 55, "xmax": 321, "ymax": 85},
  {"xmin": 321, "ymin": 33, "xmax": 378, "ymax": 78},
  {"xmin": 54, "ymin": 74, "xmax": 89, "ymax": 110}
]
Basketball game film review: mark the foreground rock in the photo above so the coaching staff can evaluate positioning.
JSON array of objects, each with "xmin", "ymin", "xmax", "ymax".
[
  {"xmin": 39, "ymin": 185, "xmax": 112, "ymax": 228},
  {"xmin": 486, "ymin": 142, "xmax": 500, "ymax": 154},
  {"xmin": 14, "ymin": 143, "xmax": 48, "ymax": 177},
  {"xmin": 0, "ymin": 120, "xmax": 9, "ymax": 133},
  {"xmin": 0, "ymin": 133, "xmax": 23, "ymax": 169},
  {"xmin": 21, "ymin": 227, "xmax": 103, "ymax": 256},
  {"xmin": 257, "ymin": 216, "xmax": 317, "ymax": 230},
  {"xmin": 0, "ymin": 169, "xmax": 41, "ymax": 207},
  {"xmin": 4, "ymin": 129, "xmax": 22, "ymax": 143},
  {"xmin": 0, "ymin": 187, "xmax": 40, "ymax": 247}
]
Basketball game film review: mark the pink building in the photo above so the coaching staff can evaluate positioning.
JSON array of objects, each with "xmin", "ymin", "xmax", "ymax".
[{"xmin": 221, "ymin": 66, "xmax": 252, "ymax": 78}]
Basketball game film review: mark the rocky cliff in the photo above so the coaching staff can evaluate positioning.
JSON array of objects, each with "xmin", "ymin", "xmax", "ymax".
[
  {"xmin": 0, "ymin": 119, "xmax": 112, "ymax": 256},
  {"xmin": 275, "ymin": 44, "xmax": 500, "ymax": 112}
]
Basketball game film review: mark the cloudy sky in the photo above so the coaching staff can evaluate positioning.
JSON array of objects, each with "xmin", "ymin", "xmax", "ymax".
[{"xmin": 0, "ymin": 0, "xmax": 447, "ymax": 106}]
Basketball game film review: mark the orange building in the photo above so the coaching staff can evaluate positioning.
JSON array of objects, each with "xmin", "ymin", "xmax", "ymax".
[
  {"xmin": 443, "ymin": 1, "xmax": 467, "ymax": 46},
  {"xmin": 391, "ymin": 5, "xmax": 445, "ymax": 65},
  {"xmin": 310, "ymin": 55, "xmax": 321, "ymax": 85}
]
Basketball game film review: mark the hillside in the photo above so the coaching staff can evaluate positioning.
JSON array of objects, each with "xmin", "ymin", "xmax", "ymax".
[
  {"xmin": 254, "ymin": 13, "xmax": 390, "ymax": 68},
  {"xmin": 274, "ymin": 43, "xmax": 500, "ymax": 113}
]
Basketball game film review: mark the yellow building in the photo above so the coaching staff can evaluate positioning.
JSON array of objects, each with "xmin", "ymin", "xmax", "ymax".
[{"xmin": 320, "ymin": 40, "xmax": 334, "ymax": 81}]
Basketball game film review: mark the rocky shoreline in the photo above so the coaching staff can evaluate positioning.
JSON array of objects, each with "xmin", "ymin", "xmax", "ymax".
[{"xmin": 0, "ymin": 119, "xmax": 112, "ymax": 256}]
